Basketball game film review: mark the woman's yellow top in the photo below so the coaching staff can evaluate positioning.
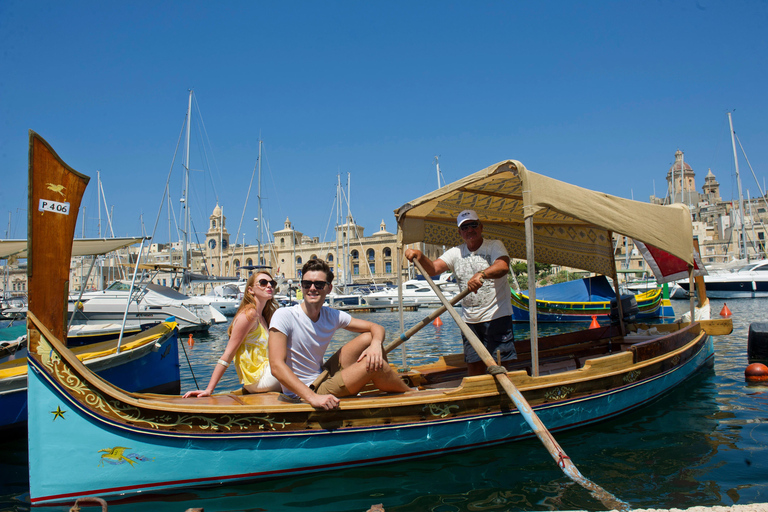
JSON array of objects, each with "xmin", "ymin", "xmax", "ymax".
[{"xmin": 233, "ymin": 322, "xmax": 269, "ymax": 387}]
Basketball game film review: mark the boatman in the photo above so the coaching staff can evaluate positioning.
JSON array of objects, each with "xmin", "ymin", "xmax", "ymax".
[
  {"xmin": 268, "ymin": 258, "xmax": 410, "ymax": 410},
  {"xmin": 405, "ymin": 209, "xmax": 515, "ymax": 376}
]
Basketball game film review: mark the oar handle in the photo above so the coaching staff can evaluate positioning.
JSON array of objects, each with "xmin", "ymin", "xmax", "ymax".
[
  {"xmin": 383, "ymin": 287, "xmax": 471, "ymax": 355},
  {"xmin": 411, "ymin": 259, "xmax": 628, "ymax": 511}
]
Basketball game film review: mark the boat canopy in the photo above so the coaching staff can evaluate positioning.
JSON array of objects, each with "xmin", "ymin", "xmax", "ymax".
[
  {"xmin": 0, "ymin": 237, "xmax": 146, "ymax": 259},
  {"xmin": 395, "ymin": 160, "xmax": 695, "ymax": 277}
]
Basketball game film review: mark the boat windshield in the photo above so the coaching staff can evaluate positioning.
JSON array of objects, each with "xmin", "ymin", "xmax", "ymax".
[{"xmin": 106, "ymin": 281, "xmax": 133, "ymax": 291}]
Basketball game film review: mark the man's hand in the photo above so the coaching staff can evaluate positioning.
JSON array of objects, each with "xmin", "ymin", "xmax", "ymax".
[
  {"xmin": 404, "ymin": 248, "xmax": 422, "ymax": 262},
  {"xmin": 358, "ymin": 342, "xmax": 385, "ymax": 371},
  {"xmin": 468, "ymin": 272, "xmax": 485, "ymax": 293},
  {"xmin": 308, "ymin": 393, "xmax": 340, "ymax": 410}
]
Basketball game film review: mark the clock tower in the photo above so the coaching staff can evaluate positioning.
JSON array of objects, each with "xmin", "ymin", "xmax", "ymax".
[{"xmin": 205, "ymin": 204, "xmax": 230, "ymax": 274}]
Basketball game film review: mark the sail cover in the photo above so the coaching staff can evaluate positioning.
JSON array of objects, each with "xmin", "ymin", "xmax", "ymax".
[
  {"xmin": 0, "ymin": 237, "xmax": 145, "ymax": 259},
  {"xmin": 394, "ymin": 160, "xmax": 695, "ymax": 276}
]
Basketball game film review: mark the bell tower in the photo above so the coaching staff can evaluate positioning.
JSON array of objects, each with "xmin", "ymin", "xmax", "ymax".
[{"xmin": 205, "ymin": 204, "xmax": 230, "ymax": 270}]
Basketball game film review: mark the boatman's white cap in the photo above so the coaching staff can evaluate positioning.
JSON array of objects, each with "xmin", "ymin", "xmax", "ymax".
[{"xmin": 457, "ymin": 209, "xmax": 479, "ymax": 227}]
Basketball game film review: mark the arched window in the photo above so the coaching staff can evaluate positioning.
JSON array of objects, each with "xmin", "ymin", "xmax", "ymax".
[
  {"xmin": 310, "ymin": 254, "xmax": 318, "ymax": 260},
  {"xmin": 233, "ymin": 259, "xmax": 240, "ymax": 268},
  {"xmin": 246, "ymin": 259, "xmax": 253, "ymax": 266},
  {"xmin": 296, "ymin": 256, "xmax": 303, "ymax": 265},
  {"xmin": 383, "ymin": 247, "xmax": 391, "ymax": 257},
  {"xmin": 351, "ymin": 250, "xmax": 359, "ymax": 259},
  {"xmin": 326, "ymin": 253, "xmax": 334, "ymax": 262},
  {"xmin": 280, "ymin": 237, "xmax": 285, "ymax": 247},
  {"xmin": 367, "ymin": 249, "xmax": 375, "ymax": 261}
]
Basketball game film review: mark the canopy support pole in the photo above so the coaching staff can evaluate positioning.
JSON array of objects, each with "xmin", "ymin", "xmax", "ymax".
[
  {"xmin": 524, "ymin": 216, "xmax": 539, "ymax": 377},
  {"xmin": 117, "ymin": 238, "xmax": 146, "ymax": 353},
  {"xmin": 68, "ymin": 256, "xmax": 98, "ymax": 331},
  {"xmin": 688, "ymin": 266, "xmax": 695, "ymax": 322},
  {"xmin": 396, "ymin": 231, "xmax": 407, "ymax": 369}
]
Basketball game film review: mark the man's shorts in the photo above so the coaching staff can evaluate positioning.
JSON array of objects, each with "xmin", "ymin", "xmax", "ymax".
[
  {"xmin": 310, "ymin": 348, "xmax": 355, "ymax": 397},
  {"xmin": 461, "ymin": 315, "xmax": 516, "ymax": 364}
]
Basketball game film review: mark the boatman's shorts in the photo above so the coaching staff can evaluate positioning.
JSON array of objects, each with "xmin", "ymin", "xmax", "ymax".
[{"xmin": 461, "ymin": 315, "xmax": 516, "ymax": 364}]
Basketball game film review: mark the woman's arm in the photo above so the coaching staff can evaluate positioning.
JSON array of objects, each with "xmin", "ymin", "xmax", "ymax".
[{"xmin": 183, "ymin": 309, "xmax": 257, "ymax": 398}]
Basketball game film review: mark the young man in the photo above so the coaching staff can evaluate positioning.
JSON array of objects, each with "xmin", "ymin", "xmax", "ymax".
[
  {"xmin": 405, "ymin": 209, "xmax": 515, "ymax": 376},
  {"xmin": 268, "ymin": 259, "xmax": 410, "ymax": 410}
]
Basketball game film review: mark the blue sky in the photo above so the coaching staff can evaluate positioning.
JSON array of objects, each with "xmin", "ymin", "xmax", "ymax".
[{"xmin": 2, "ymin": 1, "xmax": 768, "ymax": 248}]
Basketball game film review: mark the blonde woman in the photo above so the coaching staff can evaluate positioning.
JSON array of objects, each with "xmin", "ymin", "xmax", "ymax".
[{"xmin": 184, "ymin": 271, "xmax": 281, "ymax": 397}]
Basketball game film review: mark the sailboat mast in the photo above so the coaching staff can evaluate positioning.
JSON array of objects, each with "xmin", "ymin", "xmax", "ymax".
[
  {"xmin": 182, "ymin": 90, "xmax": 192, "ymax": 273},
  {"xmin": 336, "ymin": 173, "xmax": 342, "ymax": 288},
  {"xmin": 257, "ymin": 139, "xmax": 263, "ymax": 266},
  {"xmin": 219, "ymin": 206, "xmax": 223, "ymax": 274},
  {"xmin": 728, "ymin": 112, "xmax": 749, "ymax": 260},
  {"xmin": 346, "ymin": 173, "xmax": 351, "ymax": 287}
]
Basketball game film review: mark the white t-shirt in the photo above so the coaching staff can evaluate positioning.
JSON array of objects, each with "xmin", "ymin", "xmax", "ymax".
[
  {"xmin": 269, "ymin": 304, "xmax": 352, "ymax": 393},
  {"xmin": 439, "ymin": 239, "xmax": 513, "ymax": 323}
]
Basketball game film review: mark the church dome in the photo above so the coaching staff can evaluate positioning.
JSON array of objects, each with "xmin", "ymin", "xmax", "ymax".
[
  {"xmin": 212, "ymin": 203, "xmax": 222, "ymax": 217},
  {"xmin": 668, "ymin": 149, "xmax": 692, "ymax": 173}
]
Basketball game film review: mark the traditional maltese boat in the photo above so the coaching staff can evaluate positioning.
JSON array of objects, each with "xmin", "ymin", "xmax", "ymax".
[
  {"xmin": 26, "ymin": 138, "xmax": 729, "ymax": 506},
  {"xmin": 509, "ymin": 275, "xmax": 675, "ymax": 324}
]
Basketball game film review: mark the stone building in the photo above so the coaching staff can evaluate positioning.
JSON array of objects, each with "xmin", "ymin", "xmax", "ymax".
[
  {"xmin": 200, "ymin": 204, "xmax": 435, "ymax": 288},
  {"xmin": 618, "ymin": 149, "xmax": 768, "ymax": 273}
]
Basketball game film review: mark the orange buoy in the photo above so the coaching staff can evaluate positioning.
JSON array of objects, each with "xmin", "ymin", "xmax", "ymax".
[
  {"xmin": 188, "ymin": 333, "xmax": 194, "ymax": 347},
  {"xmin": 720, "ymin": 303, "xmax": 732, "ymax": 317},
  {"xmin": 745, "ymin": 362, "xmax": 768, "ymax": 382},
  {"xmin": 589, "ymin": 315, "xmax": 600, "ymax": 329},
  {"xmin": 433, "ymin": 316, "xmax": 443, "ymax": 326}
]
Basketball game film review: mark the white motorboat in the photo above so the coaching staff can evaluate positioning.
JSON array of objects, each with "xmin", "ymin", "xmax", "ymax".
[
  {"xmin": 676, "ymin": 259, "xmax": 768, "ymax": 299},
  {"xmin": 69, "ymin": 281, "xmax": 227, "ymax": 333},
  {"xmin": 197, "ymin": 282, "xmax": 242, "ymax": 316},
  {"xmin": 365, "ymin": 276, "xmax": 458, "ymax": 307}
]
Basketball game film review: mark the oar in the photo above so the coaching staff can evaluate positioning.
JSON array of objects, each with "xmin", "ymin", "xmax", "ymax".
[
  {"xmin": 412, "ymin": 260, "xmax": 629, "ymax": 511},
  {"xmin": 383, "ymin": 287, "xmax": 471, "ymax": 355}
]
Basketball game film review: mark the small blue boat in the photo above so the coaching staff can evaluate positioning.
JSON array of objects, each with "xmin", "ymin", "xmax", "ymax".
[{"xmin": 510, "ymin": 276, "xmax": 676, "ymax": 323}]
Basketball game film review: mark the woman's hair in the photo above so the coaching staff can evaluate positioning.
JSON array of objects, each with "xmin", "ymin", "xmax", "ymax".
[{"xmin": 227, "ymin": 271, "xmax": 279, "ymax": 337}]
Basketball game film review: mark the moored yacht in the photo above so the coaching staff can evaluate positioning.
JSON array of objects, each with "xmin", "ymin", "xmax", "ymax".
[
  {"xmin": 365, "ymin": 275, "xmax": 458, "ymax": 307},
  {"xmin": 69, "ymin": 281, "xmax": 227, "ymax": 333},
  {"xmin": 676, "ymin": 259, "xmax": 768, "ymax": 299}
]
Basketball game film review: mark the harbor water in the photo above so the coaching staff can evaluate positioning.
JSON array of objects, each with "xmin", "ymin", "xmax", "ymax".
[{"xmin": 1, "ymin": 298, "xmax": 767, "ymax": 511}]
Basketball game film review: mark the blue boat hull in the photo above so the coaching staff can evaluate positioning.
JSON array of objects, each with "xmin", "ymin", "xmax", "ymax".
[
  {"xmin": 27, "ymin": 328, "xmax": 713, "ymax": 505},
  {"xmin": 0, "ymin": 325, "xmax": 179, "ymax": 431}
]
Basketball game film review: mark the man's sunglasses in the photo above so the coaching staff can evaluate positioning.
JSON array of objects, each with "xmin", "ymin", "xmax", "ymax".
[
  {"xmin": 257, "ymin": 279, "xmax": 277, "ymax": 288},
  {"xmin": 301, "ymin": 280, "xmax": 328, "ymax": 290},
  {"xmin": 460, "ymin": 222, "xmax": 480, "ymax": 231}
]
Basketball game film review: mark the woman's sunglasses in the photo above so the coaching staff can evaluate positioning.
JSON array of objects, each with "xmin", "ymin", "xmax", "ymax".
[
  {"xmin": 301, "ymin": 280, "xmax": 328, "ymax": 290},
  {"xmin": 257, "ymin": 279, "xmax": 277, "ymax": 288}
]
